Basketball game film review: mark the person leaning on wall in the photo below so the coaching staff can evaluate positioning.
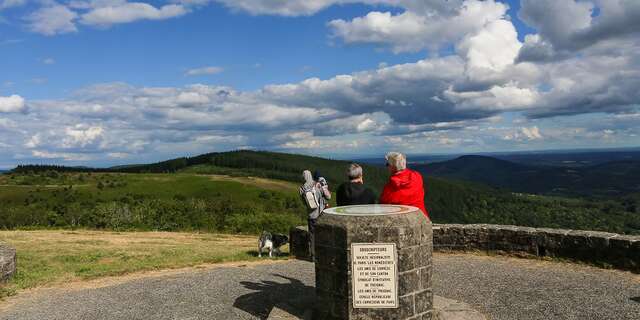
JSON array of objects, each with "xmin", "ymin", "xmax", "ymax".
[
  {"xmin": 379, "ymin": 152, "xmax": 430, "ymax": 220},
  {"xmin": 336, "ymin": 163, "xmax": 377, "ymax": 206}
]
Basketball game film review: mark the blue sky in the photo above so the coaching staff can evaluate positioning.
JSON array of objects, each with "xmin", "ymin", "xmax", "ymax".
[{"xmin": 0, "ymin": 0, "xmax": 639, "ymax": 168}]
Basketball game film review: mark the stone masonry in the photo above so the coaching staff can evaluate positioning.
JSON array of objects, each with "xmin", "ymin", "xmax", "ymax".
[
  {"xmin": 313, "ymin": 206, "xmax": 433, "ymax": 320},
  {"xmin": 292, "ymin": 223, "xmax": 639, "ymax": 274},
  {"xmin": 432, "ymin": 224, "xmax": 639, "ymax": 272},
  {"xmin": 0, "ymin": 243, "xmax": 17, "ymax": 282}
]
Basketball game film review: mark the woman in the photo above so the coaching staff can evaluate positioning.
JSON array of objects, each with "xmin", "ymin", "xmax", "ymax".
[{"xmin": 379, "ymin": 152, "xmax": 429, "ymax": 219}]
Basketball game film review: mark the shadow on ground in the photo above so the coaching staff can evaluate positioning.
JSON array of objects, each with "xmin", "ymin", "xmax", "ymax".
[
  {"xmin": 245, "ymin": 250, "xmax": 289, "ymax": 258},
  {"xmin": 234, "ymin": 274, "xmax": 315, "ymax": 320},
  {"xmin": 631, "ymin": 296, "xmax": 640, "ymax": 303}
]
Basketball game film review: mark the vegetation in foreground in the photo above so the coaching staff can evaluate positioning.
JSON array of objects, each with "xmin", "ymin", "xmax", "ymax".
[{"xmin": 0, "ymin": 230, "xmax": 286, "ymax": 298}]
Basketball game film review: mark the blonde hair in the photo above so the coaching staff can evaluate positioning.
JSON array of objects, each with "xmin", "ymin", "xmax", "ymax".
[{"xmin": 385, "ymin": 152, "xmax": 406, "ymax": 171}]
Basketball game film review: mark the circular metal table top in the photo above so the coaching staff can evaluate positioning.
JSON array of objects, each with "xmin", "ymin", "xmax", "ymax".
[{"xmin": 323, "ymin": 204, "xmax": 420, "ymax": 216}]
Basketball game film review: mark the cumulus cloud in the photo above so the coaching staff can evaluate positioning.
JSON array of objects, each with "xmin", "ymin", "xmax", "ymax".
[
  {"xmin": 26, "ymin": 4, "xmax": 78, "ymax": 35},
  {"xmin": 503, "ymin": 126, "xmax": 543, "ymax": 141},
  {"xmin": 212, "ymin": 0, "xmax": 347, "ymax": 16},
  {"xmin": 0, "ymin": 95, "xmax": 26, "ymax": 113},
  {"xmin": 23, "ymin": 1, "xmax": 191, "ymax": 35},
  {"xmin": 80, "ymin": 2, "xmax": 188, "ymax": 27},
  {"xmin": 185, "ymin": 66, "xmax": 223, "ymax": 76},
  {"xmin": 329, "ymin": 0, "xmax": 509, "ymax": 53},
  {"xmin": 63, "ymin": 125, "xmax": 104, "ymax": 148},
  {"xmin": 517, "ymin": 0, "xmax": 640, "ymax": 62}
]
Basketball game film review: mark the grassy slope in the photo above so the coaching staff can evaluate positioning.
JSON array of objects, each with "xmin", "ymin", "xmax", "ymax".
[
  {"xmin": 0, "ymin": 230, "xmax": 287, "ymax": 298},
  {"xmin": 0, "ymin": 173, "xmax": 297, "ymax": 203}
]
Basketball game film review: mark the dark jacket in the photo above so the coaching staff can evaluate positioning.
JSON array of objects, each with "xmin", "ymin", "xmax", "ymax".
[
  {"xmin": 336, "ymin": 182, "xmax": 377, "ymax": 206},
  {"xmin": 380, "ymin": 169, "xmax": 429, "ymax": 219}
]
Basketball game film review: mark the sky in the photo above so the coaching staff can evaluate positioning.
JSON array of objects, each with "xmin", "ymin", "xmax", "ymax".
[{"xmin": 0, "ymin": 0, "xmax": 639, "ymax": 168}]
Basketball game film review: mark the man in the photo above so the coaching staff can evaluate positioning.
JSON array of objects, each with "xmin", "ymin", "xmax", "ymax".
[
  {"xmin": 336, "ymin": 163, "xmax": 377, "ymax": 206},
  {"xmin": 380, "ymin": 152, "xmax": 429, "ymax": 219}
]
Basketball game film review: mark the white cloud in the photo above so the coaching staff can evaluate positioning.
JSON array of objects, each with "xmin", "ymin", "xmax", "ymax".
[
  {"xmin": 25, "ymin": 134, "xmax": 41, "ymax": 148},
  {"xmin": 502, "ymin": 126, "xmax": 543, "ymax": 141},
  {"xmin": 185, "ymin": 66, "xmax": 223, "ymax": 76},
  {"xmin": 328, "ymin": 0, "xmax": 508, "ymax": 53},
  {"xmin": 457, "ymin": 19, "xmax": 522, "ymax": 76},
  {"xmin": 31, "ymin": 150, "xmax": 92, "ymax": 161},
  {"xmin": 63, "ymin": 125, "xmax": 104, "ymax": 148},
  {"xmin": 0, "ymin": 95, "xmax": 25, "ymax": 113},
  {"xmin": 26, "ymin": 4, "xmax": 78, "ymax": 36},
  {"xmin": 517, "ymin": 0, "xmax": 640, "ymax": 61},
  {"xmin": 213, "ymin": 0, "xmax": 345, "ymax": 16},
  {"xmin": 80, "ymin": 2, "xmax": 188, "ymax": 27},
  {"xmin": 42, "ymin": 57, "xmax": 55, "ymax": 64},
  {"xmin": 107, "ymin": 152, "xmax": 129, "ymax": 158}
]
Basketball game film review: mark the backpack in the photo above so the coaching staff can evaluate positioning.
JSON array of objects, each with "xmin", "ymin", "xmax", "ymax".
[{"xmin": 301, "ymin": 185, "xmax": 319, "ymax": 210}]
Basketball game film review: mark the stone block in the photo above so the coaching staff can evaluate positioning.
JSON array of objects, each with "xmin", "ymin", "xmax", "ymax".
[
  {"xmin": 398, "ymin": 246, "xmax": 418, "ymax": 272},
  {"xmin": 418, "ymin": 267, "xmax": 432, "ymax": 291},
  {"xmin": 315, "ymin": 224, "xmax": 335, "ymax": 248},
  {"xmin": 0, "ymin": 243, "xmax": 16, "ymax": 283},
  {"xmin": 398, "ymin": 294, "xmax": 416, "ymax": 319},
  {"xmin": 415, "ymin": 290, "xmax": 433, "ymax": 314},
  {"xmin": 290, "ymin": 226, "xmax": 311, "ymax": 261},
  {"xmin": 463, "ymin": 225, "xmax": 489, "ymax": 251},
  {"xmin": 348, "ymin": 225, "xmax": 380, "ymax": 243},
  {"xmin": 399, "ymin": 227, "xmax": 420, "ymax": 248},
  {"xmin": 536, "ymin": 228, "xmax": 571, "ymax": 256},
  {"xmin": 315, "ymin": 246, "xmax": 347, "ymax": 271},
  {"xmin": 399, "ymin": 270, "xmax": 420, "ymax": 296}
]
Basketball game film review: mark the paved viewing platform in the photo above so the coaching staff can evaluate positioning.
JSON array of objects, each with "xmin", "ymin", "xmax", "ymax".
[{"xmin": 1, "ymin": 253, "xmax": 638, "ymax": 320}]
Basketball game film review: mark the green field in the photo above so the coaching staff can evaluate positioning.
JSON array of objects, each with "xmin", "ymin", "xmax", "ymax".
[{"xmin": 0, "ymin": 172, "xmax": 307, "ymax": 234}]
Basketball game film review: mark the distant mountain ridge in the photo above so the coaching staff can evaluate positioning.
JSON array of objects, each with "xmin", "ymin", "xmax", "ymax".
[{"xmin": 416, "ymin": 155, "xmax": 640, "ymax": 197}]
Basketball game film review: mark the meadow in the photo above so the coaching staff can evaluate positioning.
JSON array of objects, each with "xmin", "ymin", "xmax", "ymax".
[
  {"xmin": 0, "ymin": 171, "xmax": 308, "ymax": 234},
  {"xmin": 0, "ymin": 230, "xmax": 287, "ymax": 298}
]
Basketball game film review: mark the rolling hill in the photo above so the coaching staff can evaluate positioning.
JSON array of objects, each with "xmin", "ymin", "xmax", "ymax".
[
  {"xmin": 5, "ymin": 150, "xmax": 640, "ymax": 234},
  {"xmin": 416, "ymin": 155, "xmax": 640, "ymax": 197}
]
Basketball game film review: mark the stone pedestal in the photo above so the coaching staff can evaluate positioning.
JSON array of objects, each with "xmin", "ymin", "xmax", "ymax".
[{"xmin": 313, "ymin": 205, "xmax": 432, "ymax": 320}]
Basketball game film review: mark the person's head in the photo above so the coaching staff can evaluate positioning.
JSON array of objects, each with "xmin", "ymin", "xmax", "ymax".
[
  {"xmin": 302, "ymin": 170, "xmax": 314, "ymax": 186},
  {"xmin": 385, "ymin": 152, "xmax": 406, "ymax": 174},
  {"xmin": 313, "ymin": 170, "xmax": 322, "ymax": 181},
  {"xmin": 347, "ymin": 163, "xmax": 363, "ymax": 183}
]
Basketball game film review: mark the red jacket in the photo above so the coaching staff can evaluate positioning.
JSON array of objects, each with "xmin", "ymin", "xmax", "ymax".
[{"xmin": 380, "ymin": 169, "xmax": 429, "ymax": 219}]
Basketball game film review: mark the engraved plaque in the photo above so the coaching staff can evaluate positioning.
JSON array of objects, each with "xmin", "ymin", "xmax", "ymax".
[{"xmin": 351, "ymin": 243, "xmax": 398, "ymax": 308}]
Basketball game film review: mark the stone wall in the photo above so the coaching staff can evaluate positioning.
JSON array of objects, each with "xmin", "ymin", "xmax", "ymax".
[
  {"xmin": 0, "ymin": 243, "xmax": 17, "ymax": 282},
  {"xmin": 433, "ymin": 224, "xmax": 639, "ymax": 272},
  {"xmin": 291, "ymin": 224, "xmax": 640, "ymax": 273}
]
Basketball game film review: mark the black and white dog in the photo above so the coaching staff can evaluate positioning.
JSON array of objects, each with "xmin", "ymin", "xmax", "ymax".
[{"xmin": 258, "ymin": 231, "xmax": 289, "ymax": 258}]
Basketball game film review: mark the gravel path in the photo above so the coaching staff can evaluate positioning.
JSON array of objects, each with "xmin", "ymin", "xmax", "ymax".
[{"xmin": 1, "ymin": 254, "xmax": 639, "ymax": 320}]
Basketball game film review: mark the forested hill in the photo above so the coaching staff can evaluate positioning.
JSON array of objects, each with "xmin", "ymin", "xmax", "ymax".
[
  {"xmin": 12, "ymin": 150, "xmax": 391, "ymax": 193},
  {"xmin": 6, "ymin": 150, "xmax": 640, "ymax": 234},
  {"xmin": 416, "ymin": 155, "xmax": 640, "ymax": 197}
]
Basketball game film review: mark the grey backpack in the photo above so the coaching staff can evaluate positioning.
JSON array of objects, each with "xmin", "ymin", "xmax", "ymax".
[{"xmin": 301, "ymin": 185, "xmax": 319, "ymax": 210}]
